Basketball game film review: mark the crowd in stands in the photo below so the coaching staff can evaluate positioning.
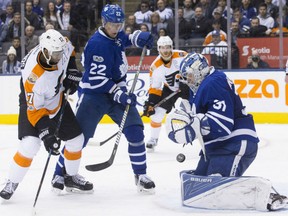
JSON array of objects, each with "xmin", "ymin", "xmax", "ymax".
[
  {"xmin": 0, "ymin": 0, "xmax": 96, "ymax": 74},
  {"xmin": 125, "ymin": 0, "xmax": 288, "ymax": 69},
  {"xmin": 1, "ymin": 0, "xmax": 288, "ymax": 73}
]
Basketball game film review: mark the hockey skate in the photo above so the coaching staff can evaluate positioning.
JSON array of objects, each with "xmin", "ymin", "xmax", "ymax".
[
  {"xmin": 51, "ymin": 175, "xmax": 65, "ymax": 194},
  {"xmin": 267, "ymin": 193, "xmax": 288, "ymax": 211},
  {"xmin": 0, "ymin": 180, "xmax": 19, "ymax": 200},
  {"xmin": 64, "ymin": 174, "xmax": 94, "ymax": 194},
  {"xmin": 146, "ymin": 138, "xmax": 158, "ymax": 152},
  {"xmin": 135, "ymin": 174, "xmax": 155, "ymax": 194}
]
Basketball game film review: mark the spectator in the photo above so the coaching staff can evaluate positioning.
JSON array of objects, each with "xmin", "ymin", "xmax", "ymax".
[
  {"xmin": 246, "ymin": 50, "xmax": 270, "ymax": 69},
  {"xmin": 203, "ymin": 19, "xmax": 227, "ymax": 46},
  {"xmin": 240, "ymin": 0, "xmax": 257, "ymax": 20},
  {"xmin": 210, "ymin": 7, "xmax": 227, "ymax": 33},
  {"xmin": 189, "ymin": 6, "xmax": 212, "ymax": 38},
  {"xmin": 158, "ymin": 27, "xmax": 167, "ymax": 37},
  {"xmin": 32, "ymin": 0, "xmax": 44, "ymax": 28},
  {"xmin": 134, "ymin": 1, "xmax": 153, "ymax": 25},
  {"xmin": 0, "ymin": 19, "xmax": 8, "ymax": 48},
  {"xmin": 166, "ymin": 7, "xmax": 191, "ymax": 46},
  {"xmin": 125, "ymin": 15, "xmax": 140, "ymax": 33},
  {"xmin": 147, "ymin": 12, "xmax": 166, "ymax": 43},
  {"xmin": 44, "ymin": 22, "xmax": 54, "ymax": 31},
  {"xmin": 257, "ymin": 3, "xmax": 275, "ymax": 31},
  {"xmin": 265, "ymin": 0, "xmax": 279, "ymax": 19},
  {"xmin": 72, "ymin": 0, "xmax": 89, "ymax": 34},
  {"xmin": 230, "ymin": 20, "xmax": 242, "ymax": 44},
  {"xmin": 0, "ymin": 0, "xmax": 11, "ymax": 15},
  {"xmin": 57, "ymin": 1, "xmax": 80, "ymax": 51},
  {"xmin": 196, "ymin": 0, "xmax": 214, "ymax": 19},
  {"xmin": 25, "ymin": 25, "xmax": 38, "ymax": 52},
  {"xmin": 125, "ymin": 25, "xmax": 133, "ymax": 35},
  {"xmin": 25, "ymin": 0, "xmax": 41, "ymax": 30},
  {"xmin": 1, "ymin": 46, "xmax": 21, "ymax": 74},
  {"xmin": 231, "ymin": 8, "xmax": 250, "ymax": 31},
  {"xmin": 270, "ymin": 14, "xmax": 288, "ymax": 36},
  {"xmin": 202, "ymin": 30, "xmax": 228, "ymax": 69},
  {"xmin": 43, "ymin": 1, "xmax": 60, "ymax": 29},
  {"xmin": 248, "ymin": 16, "xmax": 269, "ymax": 37},
  {"xmin": 0, "ymin": 4, "xmax": 14, "ymax": 26},
  {"xmin": 140, "ymin": 23, "xmax": 150, "ymax": 32},
  {"xmin": 6, "ymin": 12, "xmax": 28, "ymax": 41},
  {"xmin": 216, "ymin": 0, "xmax": 233, "ymax": 20},
  {"xmin": 11, "ymin": 36, "xmax": 25, "ymax": 62},
  {"xmin": 55, "ymin": 0, "xmax": 64, "ymax": 13},
  {"xmin": 155, "ymin": 0, "xmax": 173, "ymax": 28},
  {"xmin": 182, "ymin": 0, "xmax": 195, "ymax": 22}
]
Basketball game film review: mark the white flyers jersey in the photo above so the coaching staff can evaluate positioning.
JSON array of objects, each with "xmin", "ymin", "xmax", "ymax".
[
  {"xmin": 21, "ymin": 41, "xmax": 74, "ymax": 126},
  {"xmin": 149, "ymin": 50, "xmax": 187, "ymax": 96}
]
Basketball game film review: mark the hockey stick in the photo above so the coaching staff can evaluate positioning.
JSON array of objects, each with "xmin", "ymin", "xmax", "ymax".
[
  {"xmin": 85, "ymin": 47, "xmax": 147, "ymax": 172},
  {"xmin": 89, "ymin": 89, "xmax": 181, "ymax": 146},
  {"xmin": 32, "ymin": 89, "xmax": 70, "ymax": 214}
]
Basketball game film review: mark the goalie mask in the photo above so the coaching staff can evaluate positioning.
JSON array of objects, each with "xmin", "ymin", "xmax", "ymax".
[
  {"xmin": 39, "ymin": 29, "xmax": 66, "ymax": 66},
  {"xmin": 157, "ymin": 36, "xmax": 173, "ymax": 61},
  {"xmin": 179, "ymin": 52, "xmax": 210, "ymax": 93}
]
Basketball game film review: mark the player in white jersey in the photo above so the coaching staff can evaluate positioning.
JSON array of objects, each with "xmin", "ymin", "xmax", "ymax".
[
  {"xmin": 143, "ymin": 36, "xmax": 189, "ymax": 152},
  {"xmin": 0, "ymin": 29, "xmax": 93, "ymax": 200}
]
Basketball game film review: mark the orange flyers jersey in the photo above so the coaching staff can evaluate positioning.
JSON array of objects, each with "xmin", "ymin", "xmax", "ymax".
[
  {"xmin": 21, "ymin": 41, "xmax": 74, "ymax": 127},
  {"xmin": 149, "ymin": 50, "xmax": 187, "ymax": 96}
]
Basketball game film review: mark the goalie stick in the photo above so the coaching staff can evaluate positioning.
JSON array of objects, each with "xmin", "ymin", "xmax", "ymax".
[
  {"xmin": 89, "ymin": 89, "xmax": 181, "ymax": 147},
  {"xmin": 32, "ymin": 89, "xmax": 70, "ymax": 215},
  {"xmin": 85, "ymin": 47, "xmax": 147, "ymax": 172}
]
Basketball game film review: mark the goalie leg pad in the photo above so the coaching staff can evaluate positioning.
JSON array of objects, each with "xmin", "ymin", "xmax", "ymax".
[{"xmin": 180, "ymin": 171, "xmax": 272, "ymax": 211}]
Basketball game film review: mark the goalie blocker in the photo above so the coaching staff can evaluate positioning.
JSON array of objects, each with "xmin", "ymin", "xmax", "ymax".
[{"xmin": 180, "ymin": 170, "xmax": 288, "ymax": 211}]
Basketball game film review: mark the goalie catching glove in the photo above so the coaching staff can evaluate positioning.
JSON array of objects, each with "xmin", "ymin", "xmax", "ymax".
[
  {"xmin": 165, "ymin": 108, "xmax": 210, "ymax": 144},
  {"xmin": 36, "ymin": 116, "xmax": 61, "ymax": 155},
  {"xmin": 63, "ymin": 69, "xmax": 83, "ymax": 95}
]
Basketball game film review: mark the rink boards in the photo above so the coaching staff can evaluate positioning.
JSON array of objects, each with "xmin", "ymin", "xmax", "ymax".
[{"xmin": 0, "ymin": 70, "xmax": 287, "ymax": 124}]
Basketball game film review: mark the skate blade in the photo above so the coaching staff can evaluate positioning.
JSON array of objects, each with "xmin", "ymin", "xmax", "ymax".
[
  {"xmin": 137, "ymin": 186, "xmax": 155, "ymax": 195},
  {"xmin": 65, "ymin": 187, "xmax": 94, "ymax": 194},
  {"xmin": 270, "ymin": 200, "xmax": 288, "ymax": 211},
  {"xmin": 51, "ymin": 187, "xmax": 64, "ymax": 196},
  {"xmin": 146, "ymin": 146, "xmax": 155, "ymax": 153}
]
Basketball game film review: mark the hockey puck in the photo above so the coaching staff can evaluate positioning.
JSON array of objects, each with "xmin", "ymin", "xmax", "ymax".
[{"xmin": 176, "ymin": 153, "xmax": 186, "ymax": 163}]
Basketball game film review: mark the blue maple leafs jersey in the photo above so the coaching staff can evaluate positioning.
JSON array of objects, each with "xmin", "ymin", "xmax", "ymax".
[
  {"xmin": 189, "ymin": 68, "xmax": 259, "ymax": 154},
  {"xmin": 80, "ymin": 28, "xmax": 132, "ymax": 94}
]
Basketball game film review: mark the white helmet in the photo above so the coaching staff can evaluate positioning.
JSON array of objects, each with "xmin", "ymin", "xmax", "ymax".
[
  {"xmin": 157, "ymin": 36, "xmax": 173, "ymax": 61},
  {"xmin": 39, "ymin": 29, "xmax": 66, "ymax": 65},
  {"xmin": 179, "ymin": 52, "xmax": 210, "ymax": 93}
]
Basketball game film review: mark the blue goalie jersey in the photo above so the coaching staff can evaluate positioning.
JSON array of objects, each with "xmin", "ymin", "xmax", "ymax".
[
  {"xmin": 189, "ymin": 68, "xmax": 259, "ymax": 154},
  {"xmin": 80, "ymin": 28, "xmax": 132, "ymax": 94}
]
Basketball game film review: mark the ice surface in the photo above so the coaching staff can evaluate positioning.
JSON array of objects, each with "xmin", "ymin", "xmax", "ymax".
[{"xmin": 0, "ymin": 124, "xmax": 287, "ymax": 216}]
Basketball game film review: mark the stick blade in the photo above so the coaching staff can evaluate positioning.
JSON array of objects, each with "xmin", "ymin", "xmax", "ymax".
[{"xmin": 85, "ymin": 160, "xmax": 112, "ymax": 171}]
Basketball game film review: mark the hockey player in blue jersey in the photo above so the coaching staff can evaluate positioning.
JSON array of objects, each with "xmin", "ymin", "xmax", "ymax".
[
  {"xmin": 51, "ymin": 4, "xmax": 155, "ymax": 194},
  {"xmin": 166, "ymin": 52, "xmax": 288, "ymax": 211}
]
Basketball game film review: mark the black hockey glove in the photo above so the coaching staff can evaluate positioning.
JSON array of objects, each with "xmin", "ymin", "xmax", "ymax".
[
  {"xmin": 63, "ymin": 69, "xmax": 83, "ymax": 95},
  {"xmin": 143, "ymin": 100, "xmax": 156, "ymax": 117},
  {"xmin": 36, "ymin": 117, "xmax": 61, "ymax": 156}
]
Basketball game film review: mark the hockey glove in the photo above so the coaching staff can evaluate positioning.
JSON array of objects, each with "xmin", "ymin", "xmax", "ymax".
[
  {"xmin": 143, "ymin": 100, "xmax": 156, "ymax": 117},
  {"xmin": 36, "ymin": 117, "xmax": 61, "ymax": 155},
  {"xmin": 130, "ymin": 30, "xmax": 153, "ymax": 49},
  {"xmin": 63, "ymin": 69, "xmax": 83, "ymax": 95},
  {"xmin": 112, "ymin": 87, "xmax": 137, "ymax": 107}
]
